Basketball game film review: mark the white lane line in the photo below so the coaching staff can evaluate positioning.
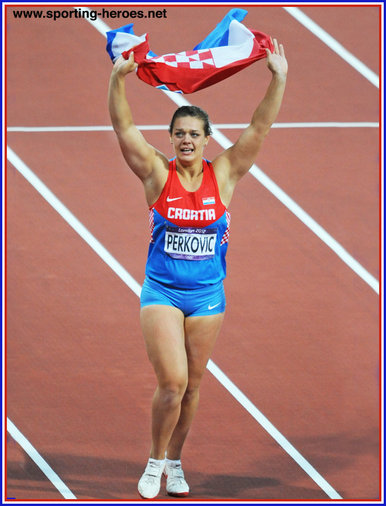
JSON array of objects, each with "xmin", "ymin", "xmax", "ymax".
[
  {"xmin": 75, "ymin": 5, "xmax": 110, "ymax": 35},
  {"xmin": 206, "ymin": 361, "xmax": 343, "ymax": 500},
  {"xmin": 7, "ymin": 146, "xmax": 342, "ymax": 499},
  {"xmin": 6, "ymin": 121, "xmax": 379, "ymax": 132},
  {"xmin": 218, "ymin": 122, "xmax": 380, "ymax": 129},
  {"xmin": 249, "ymin": 164, "xmax": 380, "ymax": 294},
  {"xmin": 163, "ymin": 90, "xmax": 380, "ymax": 295},
  {"xmin": 283, "ymin": 6, "xmax": 379, "ymax": 88},
  {"xmin": 7, "ymin": 418, "xmax": 77, "ymax": 499},
  {"xmin": 7, "ymin": 147, "xmax": 142, "ymax": 298},
  {"xmin": 7, "ymin": 125, "xmax": 115, "ymax": 132}
]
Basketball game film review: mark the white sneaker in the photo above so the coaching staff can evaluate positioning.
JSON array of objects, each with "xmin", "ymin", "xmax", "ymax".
[
  {"xmin": 164, "ymin": 461, "xmax": 190, "ymax": 497},
  {"xmin": 138, "ymin": 458, "xmax": 165, "ymax": 499}
]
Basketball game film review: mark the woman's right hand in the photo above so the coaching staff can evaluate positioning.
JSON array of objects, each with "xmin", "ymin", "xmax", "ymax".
[{"xmin": 112, "ymin": 52, "xmax": 138, "ymax": 77}]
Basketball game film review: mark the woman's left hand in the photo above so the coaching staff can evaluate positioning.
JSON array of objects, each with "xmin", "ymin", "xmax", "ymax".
[{"xmin": 266, "ymin": 38, "xmax": 288, "ymax": 77}]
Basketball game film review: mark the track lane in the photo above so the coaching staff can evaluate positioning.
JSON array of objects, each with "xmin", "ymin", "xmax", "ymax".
[{"xmin": 7, "ymin": 156, "xmax": 341, "ymax": 500}]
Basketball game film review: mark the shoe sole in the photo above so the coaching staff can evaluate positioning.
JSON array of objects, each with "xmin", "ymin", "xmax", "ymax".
[
  {"xmin": 167, "ymin": 491, "xmax": 190, "ymax": 497},
  {"xmin": 138, "ymin": 491, "xmax": 160, "ymax": 500}
]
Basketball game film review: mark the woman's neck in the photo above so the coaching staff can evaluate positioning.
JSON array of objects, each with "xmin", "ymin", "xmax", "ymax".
[
  {"xmin": 176, "ymin": 159, "xmax": 203, "ymax": 180},
  {"xmin": 175, "ymin": 159, "xmax": 204, "ymax": 192}
]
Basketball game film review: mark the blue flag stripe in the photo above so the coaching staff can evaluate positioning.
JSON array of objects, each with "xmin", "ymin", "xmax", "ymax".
[{"xmin": 194, "ymin": 8, "xmax": 248, "ymax": 50}]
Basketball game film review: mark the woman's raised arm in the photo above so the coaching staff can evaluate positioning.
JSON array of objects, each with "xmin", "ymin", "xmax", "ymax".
[
  {"xmin": 108, "ymin": 52, "xmax": 168, "ymax": 183},
  {"xmin": 213, "ymin": 39, "xmax": 288, "ymax": 205}
]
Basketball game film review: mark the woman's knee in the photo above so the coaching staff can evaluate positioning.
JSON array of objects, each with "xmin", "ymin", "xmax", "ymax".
[{"xmin": 182, "ymin": 382, "xmax": 200, "ymax": 405}]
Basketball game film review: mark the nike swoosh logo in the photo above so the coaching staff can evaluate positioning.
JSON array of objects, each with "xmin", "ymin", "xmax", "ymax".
[
  {"xmin": 167, "ymin": 196, "xmax": 183, "ymax": 202},
  {"xmin": 208, "ymin": 302, "xmax": 221, "ymax": 310}
]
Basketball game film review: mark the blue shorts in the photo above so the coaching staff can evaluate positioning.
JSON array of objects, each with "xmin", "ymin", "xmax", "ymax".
[{"xmin": 140, "ymin": 276, "xmax": 226, "ymax": 317}]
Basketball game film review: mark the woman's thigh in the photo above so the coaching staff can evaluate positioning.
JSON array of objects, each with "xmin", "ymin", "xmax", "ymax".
[{"xmin": 184, "ymin": 312, "xmax": 225, "ymax": 387}]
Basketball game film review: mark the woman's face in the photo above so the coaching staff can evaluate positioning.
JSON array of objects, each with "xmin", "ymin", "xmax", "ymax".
[{"xmin": 170, "ymin": 116, "xmax": 209, "ymax": 162}]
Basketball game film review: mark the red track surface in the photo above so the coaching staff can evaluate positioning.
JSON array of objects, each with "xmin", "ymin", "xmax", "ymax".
[{"xmin": 5, "ymin": 3, "xmax": 381, "ymax": 502}]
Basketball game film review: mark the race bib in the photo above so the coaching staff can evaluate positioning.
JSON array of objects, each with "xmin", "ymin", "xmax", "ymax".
[{"xmin": 164, "ymin": 226, "xmax": 217, "ymax": 260}]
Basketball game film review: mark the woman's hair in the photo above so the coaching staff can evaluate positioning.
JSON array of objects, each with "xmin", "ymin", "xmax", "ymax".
[{"xmin": 169, "ymin": 106, "xmax": 212, "ymax": 137}]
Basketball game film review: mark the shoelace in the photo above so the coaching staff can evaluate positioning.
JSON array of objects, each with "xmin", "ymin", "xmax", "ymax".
[
  {"xmin": 167, "ymin": 465, "xmax": 185, "ymax": 480},
  {"xmin": 145, "ymin": 461, "xmax": 164, "ymax": 478}
]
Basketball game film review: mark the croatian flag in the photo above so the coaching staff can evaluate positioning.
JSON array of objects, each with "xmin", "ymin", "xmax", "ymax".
[{"xmin": 106, "ymin": 9, "xmax": 273, "ymax": 94}]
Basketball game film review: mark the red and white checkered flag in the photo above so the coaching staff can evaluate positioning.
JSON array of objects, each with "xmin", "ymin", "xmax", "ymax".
[{"xmin": 107, "ymin": 10, "xmax": 273, "ymax": 94}]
